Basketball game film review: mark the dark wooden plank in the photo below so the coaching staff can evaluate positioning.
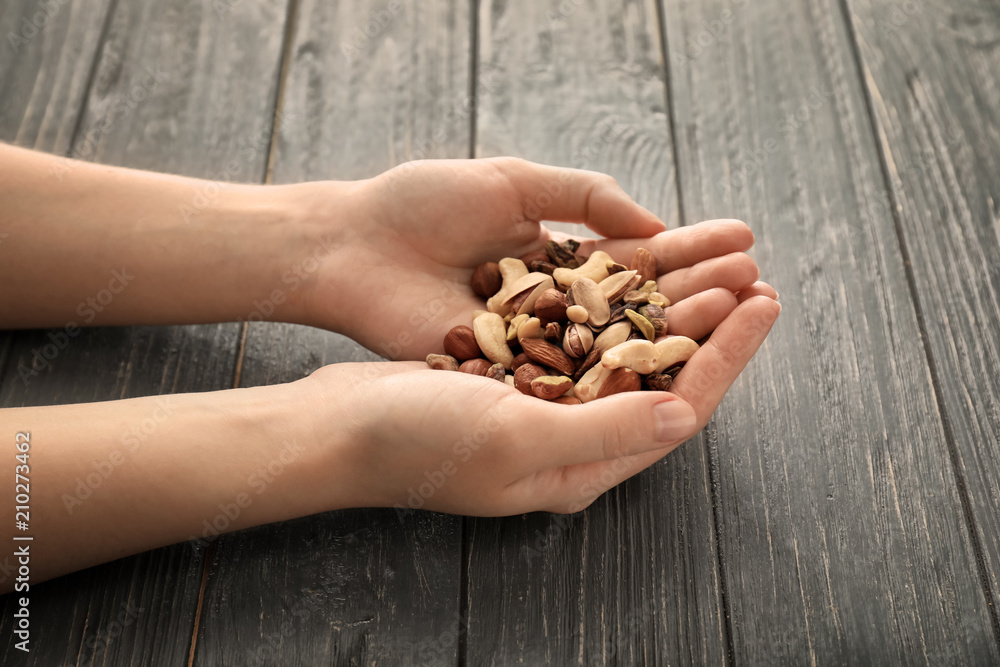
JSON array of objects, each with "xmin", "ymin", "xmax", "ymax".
[
  {"xmin": 0, "ymin": 0, "xmax": 113, "ymax": 152},
  {"xmin": 0, "ymin": 0, "xmax": 291, "ymax": 664},
  {"xmin": 844, "ymin": 0, "xmax": 1000, "ymax": 640},
  {"xmin": 663, "ymin": 0, "xmax": 999, "ymax": 662},
  {"xmin": 192, "ymin": 2, "xmax": 472, "ymax": 665},
  {"xmin": 0, "ymin": 0, "xmax": 114, "ymax": 399},
  {"xmin": 464, "ymin": 2, "xmax": 725, "ymax": 665},
  {"xmin": 477, "ymin": 0, "xmax": 680, "ymax": 232}
]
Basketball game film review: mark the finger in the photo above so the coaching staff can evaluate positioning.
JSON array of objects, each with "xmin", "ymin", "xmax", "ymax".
[
  {"xmin": 495, "ymin": 158, "xmax": 667, "ymax": 238},
  {"xmin": 671, "ymin": 295, "xmax": 781, "ymax": 424},
  {"xmin": 519, "ymin": 391, "xmax": 698, "ymax": 470},
  {"xmin": 737, "ymin": 281, "xmax": 779, "ymax": 302},
  {"xmin": 584, "ymin": 219, "xmax": 755, "ymax": 272},
  {"xmin": 657, "ymin": 252, "xmax": 760, "ymax": 303},
  {"xmin": 664, "ymin": 287, "xmax": 738, "ymax": 340}
]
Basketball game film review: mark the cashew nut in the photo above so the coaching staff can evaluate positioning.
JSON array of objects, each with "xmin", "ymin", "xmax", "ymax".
[
  {"xmin": 601, "ymin": 340, "xmax": 660, "ymax": 374},
  {"xmin": 486, "ymin": 258, "xmax": 529, "ymax": 316},
  {"xmin": 473, "ymin": 311, "xmax": 514, "ymax": 369},
  {"xmin": 653, "ymin": 336, "xmax": 699, "ymax": 373},
  {"xmin": 552, "ymin": 250, "xmax": 614, "ymax": 289}
]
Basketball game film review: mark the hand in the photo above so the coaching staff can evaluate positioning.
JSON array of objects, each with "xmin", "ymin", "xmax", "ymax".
[
  {"xmin": 292, "ymin": 158, "xmax": 774, "ymax": 359},
  {"xmin": 302, "ymin": 294, "xmax": 780, "ymax": 516}
]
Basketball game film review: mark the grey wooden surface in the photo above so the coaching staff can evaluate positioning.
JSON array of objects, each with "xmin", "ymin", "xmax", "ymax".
[
  {"xmin": 1, "ymin": 0, "xmax": 998, "ymax": 664},
  {"xmin": 194, "ymin": 2, "xmax": 471, "ymax": 665}
]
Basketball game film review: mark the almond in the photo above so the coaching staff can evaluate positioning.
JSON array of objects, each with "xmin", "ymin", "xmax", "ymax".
[
  {"xmin": 629, "ymin": 248, "xmax": 658, "ymax": 285},
  {"xmin": 519, "ymin": 338, "xmax": 575, "ymax": 376},
  {"xmin": 596, "ymin": 367, "xmax": 641, "ymax": 398}
]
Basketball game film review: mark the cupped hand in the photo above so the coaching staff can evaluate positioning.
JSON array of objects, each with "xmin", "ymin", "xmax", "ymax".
[
  {"xmin": 295, "ymin": 158, "xmax": 770, "ymax": 358},
  {"xmin": 302, "ymin": 295, "xmax": 780, "ymax": 516}
]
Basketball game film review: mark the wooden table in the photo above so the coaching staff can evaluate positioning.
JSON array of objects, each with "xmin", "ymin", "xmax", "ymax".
[{"xmin": 2, "ymin": 0, "xmax": 999, "ymax": 664}]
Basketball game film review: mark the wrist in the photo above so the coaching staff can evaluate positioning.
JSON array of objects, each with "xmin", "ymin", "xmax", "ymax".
[
  {"xmin": 204, "ymin": 181, "xmax": 325, "ymax": 326},
  {"xmin": 237, "ymin": 179, "xmax": 370, "ymax": 331},
  {"xmin": 220, "ymin": 374, "xmax": 368, "ymax": 523}
]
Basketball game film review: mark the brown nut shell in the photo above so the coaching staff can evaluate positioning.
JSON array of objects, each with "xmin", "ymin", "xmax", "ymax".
[
  {"xmin": 514, "ymin": 363, "xmax": 546, "ymax": 395},
  {"xmin": 443, "ymin": 325, "xmax": 480, "ymax": 361},
  {"xmin": 459, "ymin": 358, "xmax": 492, "ymax": 376},
  {"xmin": 596, "ymin": 367, "xmax": 641, "ymax": 398},
  {"xmin": 426, "ymin": 354, "xmax": 459, "ymax": 371},
  {"xmin": 520, "ymin": 338, "xmax": 576, "ymax": 376},
  {"xmin": 511, "ymin": 352, "xmax": 532, "ymax": 370},
  {"xmin": 471, "ymin": 262, "xmax": 502, "ymax": 299},
  {"xmin": 534, "ymin": 288, "xmax": 569, "ymax": 322},
  {"xmin": 563, "ymin": 323, "xmax": 594, "ymax": 358},
  {"xmin": 629, "ymin": 248, "xmax": 658, "ymax": 285},
  {"xmin": 530, "ymin": 375, "xmax": 573, "ymax": 400},
  {"xmin": 519, "ymin": 250, "xmax": 550, "ymax": 266}
]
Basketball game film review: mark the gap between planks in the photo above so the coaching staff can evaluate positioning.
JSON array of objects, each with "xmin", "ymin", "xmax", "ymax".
[
  {"xmin": 187, "ymin": 1, "xmax": 303, "ymax": 665},
  {"xmin": 653, "ymin": 1, "xmax": 735, "ymax": 664},
  {"xmin": 836, "ymin": 0, "xmax": 1000, "ymax": 648},
  {"xmin": 458, "ymin": 3, "xmax": 481, "ymax": 665}
]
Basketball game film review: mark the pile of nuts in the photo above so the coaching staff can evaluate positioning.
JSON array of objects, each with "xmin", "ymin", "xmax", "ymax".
[{"xmin": 425, "ymin": 241, "xmax": 700, "ymax": 404}]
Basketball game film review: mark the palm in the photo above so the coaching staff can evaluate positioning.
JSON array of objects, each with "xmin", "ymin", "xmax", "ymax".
[{"xmin": 304, "ymin": 158, "xmax": 769, "ymax": 360}]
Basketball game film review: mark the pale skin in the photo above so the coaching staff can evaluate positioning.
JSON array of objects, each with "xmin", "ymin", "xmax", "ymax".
[{"xmin": 0, "ymin": 143, "xmax": 780, "ymax": 591}]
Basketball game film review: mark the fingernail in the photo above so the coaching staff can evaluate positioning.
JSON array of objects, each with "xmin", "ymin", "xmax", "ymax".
[{"xmin": 654, "ymin": 399, "xmax": 697, "ymax": 442}]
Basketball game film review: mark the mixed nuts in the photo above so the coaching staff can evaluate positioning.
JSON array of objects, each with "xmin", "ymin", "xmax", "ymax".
[{"xmin": 426, "ymin": 242, "xmax": 700, "ymax": 403}]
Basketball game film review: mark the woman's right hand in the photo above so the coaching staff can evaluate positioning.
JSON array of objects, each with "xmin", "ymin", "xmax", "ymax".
[{"xmin": 301, "ymin": 294, "xmax": 780, "ymax": 517}]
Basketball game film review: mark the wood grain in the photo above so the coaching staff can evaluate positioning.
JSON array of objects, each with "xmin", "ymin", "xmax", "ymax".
[
  {"xmin": 0, "ymin": 0, "xmax": 114, "ymax": 153},
  {"xmin": 0, "ymin": 0, "xmax": 290, "ymax": 664},
  {"xmin": 477, "ymin": 0, "xmax": 680, "ymax": 233},
  {"xmin": 464, "ymin": 1, "xmax": 726, "ymax": 664},
  {"xmin": 845, "ymin": 0, "xmax": 1000, "ymax": 640},
  {"xmin": 192, "ymin": 2, "xmax": 473, "ymax": 664},
  {"xmin": 664, "ymin": 0, "xmax": 1000, "ymax": 662}
]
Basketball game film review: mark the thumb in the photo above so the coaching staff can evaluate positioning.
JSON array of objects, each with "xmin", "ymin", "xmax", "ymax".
[
  {"xmin": 498, "ymin": 159, "xmax": 667, "ymax": 238},
  {"xmin": 582, "ymin": 176, "xmax": 667, "ymax": 239},
  {"xmin": 527, "ymin": 391, "xmax": 698, "ymax": 470}
]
